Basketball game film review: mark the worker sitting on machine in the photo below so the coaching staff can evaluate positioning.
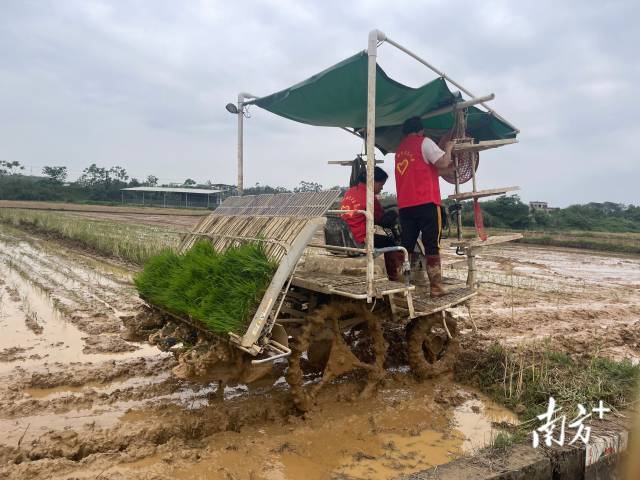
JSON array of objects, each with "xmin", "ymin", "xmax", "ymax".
[
  {"xmin": 394, "ymin": 116, "xmax": 454, "ymax": 297},
  {"xmin": 340, "ymin": 167, "xmax": 404, "ymax": 281}
]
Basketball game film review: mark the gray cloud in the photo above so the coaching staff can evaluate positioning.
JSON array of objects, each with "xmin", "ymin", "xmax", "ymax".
[{"xmin": 1, "ymin": 0, "xmax": 638, "ymax": 205}]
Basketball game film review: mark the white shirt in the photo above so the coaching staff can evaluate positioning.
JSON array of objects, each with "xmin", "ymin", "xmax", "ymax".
[{"xmin": 421, "ymin": 137, "xmax": 445, "ymax": 165}]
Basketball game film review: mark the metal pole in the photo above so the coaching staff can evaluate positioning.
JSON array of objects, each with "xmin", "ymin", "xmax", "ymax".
[
  {"xmin": 453, "ymin": 156, "xmax": 462, "ymax": 241},
  {"xmin": 421, "ymin": 94, "xmax": 494, "ymax": 121},
  {"xmin": 185, "ymin": 193, "xmax": 188, "ymax": 208},
  {"xmin": 163, "ymin": 192, "xmax": 166, "ymax": 208},
  {"xmin": 365, "ymin": 29, "xmax": 383, "ymax": 301},
  {"xmin": 237, "ymin": 95, "xmax": 244, "ymax": 196},
  {"xmin": 236, "ymin": 93, "xmax": 258, "ymax": 196},
  {"xmin": 142, "ymin": 192, "xmax": 145, "ymax": 206},
  {"xmin": 382, "ymin": 35, "xmax": 519, "ymax": 134},
  {"xmin": 240, "ymin": 219, "xmax": 324, "ymax": 350},
  {"xmin": 121, "ymin": 191, "xmax": 124, "ymax": 205}
]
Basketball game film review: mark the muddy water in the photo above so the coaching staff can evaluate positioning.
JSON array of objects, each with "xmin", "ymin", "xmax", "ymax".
[
  {"xmin": 114, "ymin": 383, "xmax": 517, "ymax": 480},
  {"xmin": 0, "ymin": 226, "xmax": 176, "ymax": 451},
  {"xmin": 0, "ymin": 265, "xmax": 157, "ymax": 373},
  {"xmin": 4, "ymin": 222, "xmax": 638, "ymax": 479}
]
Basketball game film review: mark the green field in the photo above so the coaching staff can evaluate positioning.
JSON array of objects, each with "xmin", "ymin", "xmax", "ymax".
[
  {"xmin": 458, "ymin": 227, "xmax": 640, "ymax": 255},
  {"xmin": 1, "ymin": 207, "xmax": 639, "ymax": 263}
]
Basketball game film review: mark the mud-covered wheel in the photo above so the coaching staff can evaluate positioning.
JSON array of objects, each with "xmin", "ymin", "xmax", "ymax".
[
  {"xmin": 286, "ymin": 301, "xmax": 388, "ymax": 412},
  {"xmin": 406, "ymin": 312, "xmax": 458, "ymax": 380}
]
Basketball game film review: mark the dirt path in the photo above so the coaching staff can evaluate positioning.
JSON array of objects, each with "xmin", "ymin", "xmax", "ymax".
[{"xmin": 0, "ymin": 224, "xmax": 638, "ymax": 479}]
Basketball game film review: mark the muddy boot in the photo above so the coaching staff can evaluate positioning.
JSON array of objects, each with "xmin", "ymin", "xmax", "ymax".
[
  {"xmin": 410, "ymin": 253, "xmax": 429, "ymax": 287},
  {"xmin": 426, "ymin": 254, "xmax": 447, "ymax": 298},
  {"xmin": 384, "ymin": 251, "xmax": 404, "ymax": 282}
]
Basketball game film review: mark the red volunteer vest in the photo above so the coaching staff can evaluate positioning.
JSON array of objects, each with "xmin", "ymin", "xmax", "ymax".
[
  {"xmin": 395, "ymin": 134, "xmax": 441, "ymax": 209},
  {"xmin": 340, "ymin": 182, "xmax": 382, "ymax": 244}
]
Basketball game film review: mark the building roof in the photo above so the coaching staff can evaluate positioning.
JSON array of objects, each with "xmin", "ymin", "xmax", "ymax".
[{"xmin": 121, "ymin": 187, "xmax": 224, "ymax": 195}]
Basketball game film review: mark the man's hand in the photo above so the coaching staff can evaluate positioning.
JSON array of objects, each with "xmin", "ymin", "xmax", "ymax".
[
  {"xmin": 435, "ymin": 141, "xmax": 454, "ymax": 175},
  {"xmin": 445, "ymin": 141, "xmax": 454, "ymax": 154}
]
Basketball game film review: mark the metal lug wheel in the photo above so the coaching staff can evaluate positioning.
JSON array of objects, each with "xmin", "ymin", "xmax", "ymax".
[
  {"xmin": 285, "ymin": 300, "xmax": 388, "ymax": 412},
  {"xmin": 406, "ymin": 312, "xmax": 458, "ymax": 380}
]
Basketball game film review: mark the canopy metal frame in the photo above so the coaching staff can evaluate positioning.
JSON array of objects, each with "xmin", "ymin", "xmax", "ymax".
[{"xmin": 232, "ymin": 29, "xmax": 518, "ymax": 300}]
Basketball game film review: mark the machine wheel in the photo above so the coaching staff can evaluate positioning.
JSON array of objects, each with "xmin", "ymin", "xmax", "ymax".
[
  {"xmin": 406, "ymin": 312, "xmax": 458, "ymax": 380},
  {"xmin": 286, "ymin": 300, "xmax": 388, "ymax": 412}
]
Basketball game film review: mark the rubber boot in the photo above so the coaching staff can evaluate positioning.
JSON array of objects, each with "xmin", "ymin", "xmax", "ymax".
[
  {"xmin": 410, "ymin": 253, "xmax": 429, "ymax": 287},
  {"xmin": 425, "ymin": 254, "xmax": 447, "ymax": 298},
  {"xmin": 384, "ymin": 251, "xmax": 404, "ymax": 282}
]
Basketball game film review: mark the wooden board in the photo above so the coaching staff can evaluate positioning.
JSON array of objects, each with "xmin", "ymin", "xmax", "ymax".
[
  {"xmin": 448, "ymin": 186, "xmax": 520, "ymax": 201},
  {"xmin": 452, "ymin": 139, "xmax": 518, "ymax": 152},
  {"xmin": 451, "ymin": 233, "xmax": 523, "ymax": 249}
]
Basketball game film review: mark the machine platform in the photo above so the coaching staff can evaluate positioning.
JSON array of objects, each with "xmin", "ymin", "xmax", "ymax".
[{"xmin": 292, "ymin": 271, "xmax": 414, "ymax": 299}]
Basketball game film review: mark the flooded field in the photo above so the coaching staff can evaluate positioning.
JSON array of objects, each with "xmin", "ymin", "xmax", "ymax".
[{"xmin": 0, "ymin": 221, "xmax": 638, "ymax": 479}]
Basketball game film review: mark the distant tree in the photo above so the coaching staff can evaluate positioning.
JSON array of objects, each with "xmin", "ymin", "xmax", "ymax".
[
  {"xmin": 78, "ymin": 164, "xmax": 108, "ymax": 187},
  {"xmin": 183, "ymin": 178, "xmax": 196, "ymax": 187},
  {"xmin": 483, "ymin": 195, "xmax": 530, "ymax": 229},
  {"xmin": 243, "ymin": 182, "xmax": 291, "ymax": 195},
  {"xmin": 42, "ymin": 166, "xmax": 68, "ymax": 184},
  {"xmin": 145, "ymin": 175, "xmax": 159, "ymax": 187},
  {"xmin": 109, "ymin": 166, "xmax": 129, "ymax": 182},
  {"xmin": 129, "ymin": 178, "xmax": 141, "ymax": 187},
  {"xmin": 0, "ymin": 160, "xmax": 24, "ymax": 176},
  {"xmin": 294, "ymin": 180, "xmax": 323, "ymax": 193},
  {"xmin": 532, "ymin": 209, "xmax": 551, "ymax": 228},
  {"xmin": 625, "ymin": 205, "xmax": 640, "ymax": 223}
]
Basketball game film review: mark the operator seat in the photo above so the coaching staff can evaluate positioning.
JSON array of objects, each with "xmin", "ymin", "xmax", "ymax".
[{"xmin": 323, "ymin": 216, "xmax": 363, "ymax": 256}]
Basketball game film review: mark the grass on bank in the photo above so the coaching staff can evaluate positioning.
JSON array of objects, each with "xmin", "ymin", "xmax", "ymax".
[
  {"xmin": 0, "ymin": 208, "xmax": 182, "ymax": 264},
  {"xmin": 457, "ymin": 343, "xmax": 640, "ymax": 452},
  {"xmin": 457, "ymin": 343, "xmax": 640, "ymax": 424},
  {"xmin": 456, "ymin": 227, "xmax": 640, "ymax": 255},
  {"xmin": 134, "ymin": 240, "xmax": 277, "ymax": 335}
]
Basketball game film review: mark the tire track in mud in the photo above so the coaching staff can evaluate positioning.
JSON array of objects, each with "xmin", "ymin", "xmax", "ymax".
[
  {"xmin": 0, "ymin": 233, "xmax": 140, "ymax": 336},
  {"xmin": 0, "ymin": 226, "xmax": 198, "ymax": 460},
  {"xmin": 0, "ymin": 232, "xmax": 137, "ymax": 310},
  {"xmin": 0, "ymin": 225, "xmax": 299, "ymax": 478},
  {"xmin": 450, "ymin": 245, "xmax": 640, "ymax": 362}
]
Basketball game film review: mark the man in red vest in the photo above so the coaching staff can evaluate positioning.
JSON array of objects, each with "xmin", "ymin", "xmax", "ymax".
[
  {"xmin": 340, "ymin": 167, "xmax": 404, "ymax": 281},
  {"xmin": 395, "ymin": 116, "xmax": 454, "ymax": 297}
]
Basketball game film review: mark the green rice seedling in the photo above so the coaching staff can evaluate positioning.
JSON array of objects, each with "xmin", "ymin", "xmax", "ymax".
[{"xmin": 135, "ymin": 240, "xmax": 277, "ymax": 335}]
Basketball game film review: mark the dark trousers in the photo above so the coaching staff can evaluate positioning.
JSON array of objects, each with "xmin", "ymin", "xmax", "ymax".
[
  {"xmin": 374, "ymin": 234, "xmax": 395, "ymax": 249},
  {"xmin": 399, "ymin": 203, "xmax": 442, "ymax": 256}
]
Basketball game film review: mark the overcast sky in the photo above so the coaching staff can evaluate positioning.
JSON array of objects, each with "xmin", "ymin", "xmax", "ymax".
[{"xmin": 1, "ymin": 0, "xmax": 638, "ymax": 207}]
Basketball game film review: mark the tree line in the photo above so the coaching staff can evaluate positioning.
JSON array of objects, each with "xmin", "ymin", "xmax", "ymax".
[
  {"xmin": 0, "ymin": 161, "xmax": 208, "ymax": 203},
  {"xmin": 0, "ymin": 161, "xmax": 331, "ymax": 203},
  {"xmin": 446, "ymin": 196, "xmax": 640, "ymax": 233}
]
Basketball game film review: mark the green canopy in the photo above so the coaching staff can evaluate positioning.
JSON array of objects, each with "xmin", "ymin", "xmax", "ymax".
[{"xmin": 250, "ymin": 51, "xmax": 517, "ymax": 153}]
